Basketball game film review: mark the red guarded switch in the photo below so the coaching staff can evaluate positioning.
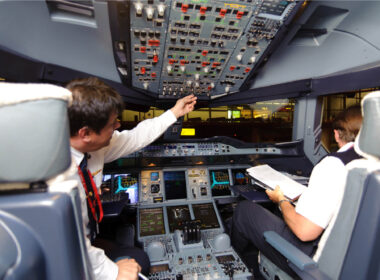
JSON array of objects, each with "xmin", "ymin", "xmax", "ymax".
[
  {"xmin": 181, "ymin": 4, "xmax": 189, "ymax": 13},
  {"xmin": 151, "ymin": 72, "xmax": 157, "ymax": 78},
  {"xmin": 245, "ymin": 67, "xmax": 251, "ymax": 73},
  {"xmin": 200, "ymin": 6, "xmax": 207, "ymax": 15},
  {"xmin": 140, "ymin": 46, "xmax": 146, "ymax": 53},
  {"xmin": 230, "ymin": 66, "xmax": 236, "ymax": 71},
  {"xmin": 236, "ymin": 11, "xmax": 244, "ymax": 19},
  {"xmin": 140, "ymin": 67, "xmax": 146, "ymax": 75},
  {"xmin": 153, "ymin": 55, "xmax": 158, "ymax": 63},
  {"xmin": 219, "ymin": 9, "xmax": 227, "ymax": 17},
  {"xmin": 202, "ymin": 50, "xmax": 208, "ymax": 56},
  {"xmin": 202, "ymin": 61, "xmax": 210, "ymax": 67}
]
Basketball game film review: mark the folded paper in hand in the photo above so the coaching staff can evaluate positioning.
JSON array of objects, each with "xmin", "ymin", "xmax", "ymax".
[{"xmin": 246, "ymin": 164, "xmax": 307, "ymax": 200}]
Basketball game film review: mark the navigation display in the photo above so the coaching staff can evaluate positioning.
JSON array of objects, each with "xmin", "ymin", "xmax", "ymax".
[
  {"xmin": 209, "ymin": 169, "xmax": 231, "ymax": 196},
  {"xmin": 192, "ymin": 203, "xmax": 220, "ymax": 229},
  {"xmin": 139, "ymin": 208, "xmax": 165, "ymax": 237},
  {"xmin": 114, "ymin": 173, "xmax": 139, "ymax": 204},
  {"xmin": 231, "ymin": 169, "xmax": 251, "ymax": 185},
  {"xmin": 167, "ymin": 205, "xmax": 191, "ymax": 233},
  {"xmin": 164, "ymin": 171, "xmax": 187, "ymax": 200}
]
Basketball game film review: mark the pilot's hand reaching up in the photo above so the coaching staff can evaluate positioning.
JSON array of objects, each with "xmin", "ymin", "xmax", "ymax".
[
  {"xmin": 116, "ymin": 258, "xmax": 141, "ymax": 280},
  {"xmin": 170, "ymin": 94, "xmax": 197, "ymax": 118}
]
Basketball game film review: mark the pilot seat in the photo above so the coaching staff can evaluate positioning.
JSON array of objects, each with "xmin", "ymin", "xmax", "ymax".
[{"xmin": 0, "ymin": 83, "xmax": 93, "ymax": 280}]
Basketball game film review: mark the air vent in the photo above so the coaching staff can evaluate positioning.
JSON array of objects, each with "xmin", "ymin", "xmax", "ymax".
[
  {"xmin": 47, "ymin": 0, "xmax": 94, "ymax": 17},
  {"xmin": 46, "ymin": 0, "xmax": 96, "ymax": 27}
]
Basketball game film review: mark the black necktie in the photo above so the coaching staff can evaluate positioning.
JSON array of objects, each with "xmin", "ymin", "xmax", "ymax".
[{"xmin": 79, "ymin": 153, "xmax": 100, "ymax": 242}]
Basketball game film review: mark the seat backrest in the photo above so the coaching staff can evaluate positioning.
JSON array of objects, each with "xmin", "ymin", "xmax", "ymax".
[
  {"xmin": 315, "ymin": 91, "xmax": 380, "ymax": 280},
  {"xmin": 0, "ymin": 83, "xmax": 92, "ymax": 280}
]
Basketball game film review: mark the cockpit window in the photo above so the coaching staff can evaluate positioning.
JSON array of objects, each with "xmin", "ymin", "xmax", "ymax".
[
  {"xmin": 321, "ymin": 91, "xmax": 369, "ymax": 152},
  {"xmin": 121, "ymin": 99, "xmax": 295, "ymax": 143}
]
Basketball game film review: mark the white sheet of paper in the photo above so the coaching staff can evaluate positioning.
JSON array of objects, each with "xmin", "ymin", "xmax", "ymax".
[{"xmin": 246, "ymin": 164, "xmax": 307, "ymax": 200}]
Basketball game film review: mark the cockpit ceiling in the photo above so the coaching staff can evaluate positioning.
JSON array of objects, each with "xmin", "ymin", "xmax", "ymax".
[{"xmin": 0, "ymin": 0, "xmax": 380, "ymax": 106}]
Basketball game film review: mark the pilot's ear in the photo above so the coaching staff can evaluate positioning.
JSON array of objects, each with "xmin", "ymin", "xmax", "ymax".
[{"xmin": 78, "ymin": 126, "xmax": 92, "ymax": 143}]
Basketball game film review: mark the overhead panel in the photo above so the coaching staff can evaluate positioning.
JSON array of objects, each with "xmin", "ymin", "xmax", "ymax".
[{"xmin": 125, "ymin": 0, "xmax": 303, "ymax": 99}]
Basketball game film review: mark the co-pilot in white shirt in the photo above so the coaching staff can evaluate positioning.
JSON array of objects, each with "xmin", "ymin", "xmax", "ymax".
[{"xmin": 70, "ymin": 110, "xmax": 177, "ymax": 280}]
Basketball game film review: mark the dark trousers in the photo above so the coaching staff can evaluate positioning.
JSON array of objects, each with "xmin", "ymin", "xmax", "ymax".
[
  {"xmin": 231, "ymin": 201, "xmax": 318, "ymax": 278},
  {"xmin": 93, "ymin": 238, "xmax": 150, "ymax": 275}
]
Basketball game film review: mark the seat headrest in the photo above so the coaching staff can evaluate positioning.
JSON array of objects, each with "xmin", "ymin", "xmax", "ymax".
[
  {"xmin": 0, "ymin": 83, "xmax": 73, "ymax": 184},
  {"xmin": 354, "ymin": 91, "xmax": 380, "ymax": 161}
]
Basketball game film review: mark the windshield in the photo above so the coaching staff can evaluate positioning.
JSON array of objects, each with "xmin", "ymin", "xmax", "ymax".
[{"xmin": 121, "ymin": 99, "xmax": 295, "ymax": 143}]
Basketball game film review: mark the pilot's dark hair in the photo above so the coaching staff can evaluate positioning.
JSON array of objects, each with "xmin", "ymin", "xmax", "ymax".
[
  {"xmin": 332, "ymin": 105, "xmax": 362, "ymax": 143},
  {"xmin": 66, "ymin": 77, "xmax": 124, "ymax": 136}
]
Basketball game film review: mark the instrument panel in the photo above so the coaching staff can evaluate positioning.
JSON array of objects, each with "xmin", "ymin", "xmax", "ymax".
[{"xmin": 118, "ymin": 0, "xmax": 303, "ymax": 98}]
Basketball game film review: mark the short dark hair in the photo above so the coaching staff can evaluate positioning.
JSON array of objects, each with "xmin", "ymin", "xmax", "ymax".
[
  {"xmin": 66, "ymin": 77, "xmax": 124, "ymax": 136},
  {"xmin": 332, "ymin": 105, "xmax": 362, "ymax": 143}
]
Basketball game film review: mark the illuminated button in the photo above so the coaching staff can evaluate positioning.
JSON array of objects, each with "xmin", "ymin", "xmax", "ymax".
[
  {"xmin": 202, "ymin": 50, "xmax": 208, "ymax": 56},
  {"xmin": 140, "ymin": 67, "xmax": 146, "ymax": 75},
  {"xmin": 148, "ymin": 39, "xmax": 160, "ymax": 46},
  {"xmin": 212, "ymin": 62, "xmax": 221, "ymax": 68},
  {"xmin": 169, "ymin": 59, "xmax": 176, "ymax": 64},
  {"xmin": 151, "ymin": 72, "xmax": 156, "ymax": 78},
  {"xmin": 219, "ymin": 9, "xmax": 227, "ymax": 17},
  {"xmin": 143, "ymin": 82, "xmax": 148, "ymax": 90},
  {"xmin": 230, "ymin": 66, "xmax": 236, "ymax": 71},
  {"xmin": 167, "ymin": 65, "xmax": 173, "ymax": 73},
  {"xmin": 153, "ymin": 55, "xmax": 158, "ymax": 63},
  {"xmin": 236, "ymin": 11, "xmax": 244, "ymax": 19},
  {"xmin": 245, "ymin": 67, "xmax": 251, "ymax": 73},
  {"xmin": 140, "ymin": 46, "xmax": 146, "ymax": 53},
  {"xmin": 180, "ymin": 65, "xmax": 186, "ymax": 73},
  {"xmin": 200, "ymin": 6, "xmax": 207, "ymax": 15},
  {"xmin": 181, "ymin": 4, "xmax": 189, "ymax": 13},
  {"xmin": 250, "ymin": 56, "xmax": 256, "ymax": 63},
  {"xmin": 236, "ymin": 53, "xmax": 243, "ymax": 62}
]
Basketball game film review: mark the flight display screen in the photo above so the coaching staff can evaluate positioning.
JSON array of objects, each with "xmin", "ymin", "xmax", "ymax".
[
  {"xmin": 167, "ymin": 205, "xmax": 191, "ymax": 233},
  {"xmin": 113, "ymin": 173, "xmax": 139, "ymax": 204},
  {"xmin": 192, "ymin": 203, "xmax": 220, "ymax": 229},
  {"xmin": 209, "ymin": 169, "xmax": 231, "ymax": 196},
  {"xmin": 231, "ymin": 169, "xmax": 251, "ymax": 185},
  {"xmin": 164, "ymin": 171, "xmax": 187, "ymax": 200},
  {"xmin": 139, "ymin": 208, "xmax": 165, "ymax": 237}
]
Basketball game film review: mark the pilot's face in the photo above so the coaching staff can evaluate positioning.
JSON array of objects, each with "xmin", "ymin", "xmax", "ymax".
[{"xmin": 88, "ymin": 112, "xmax": 120, "ymax": 151}]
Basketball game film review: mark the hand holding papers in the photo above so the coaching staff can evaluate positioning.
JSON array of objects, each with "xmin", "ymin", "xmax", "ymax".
[{"xmin": 246, "ymin": 164, "xmax": 307, "ymax": 200}]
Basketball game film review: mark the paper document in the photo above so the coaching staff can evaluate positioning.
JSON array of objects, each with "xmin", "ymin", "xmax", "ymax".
[{"xmin": 246, "ymin": 164, "xmax": 307, "ymax": 200}]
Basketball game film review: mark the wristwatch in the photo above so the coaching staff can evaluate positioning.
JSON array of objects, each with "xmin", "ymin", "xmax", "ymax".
[{"xmin": 278, "ymin": 199, "xmax": 291, "ymax": 206}]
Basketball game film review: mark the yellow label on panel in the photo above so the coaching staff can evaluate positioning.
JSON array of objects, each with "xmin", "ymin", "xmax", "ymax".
[
  {"xmin": 224, "ymin": 3, "xmax": 246, "ymax": 9},
  {"xmin": 181, "ymin": 128, "xmax": 196, "ymax": 136}
]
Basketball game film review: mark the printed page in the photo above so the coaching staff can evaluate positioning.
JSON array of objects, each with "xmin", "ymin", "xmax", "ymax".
[{"xmin": 246, "ymin": 164, "xmax": 307, "ymax": 200}]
